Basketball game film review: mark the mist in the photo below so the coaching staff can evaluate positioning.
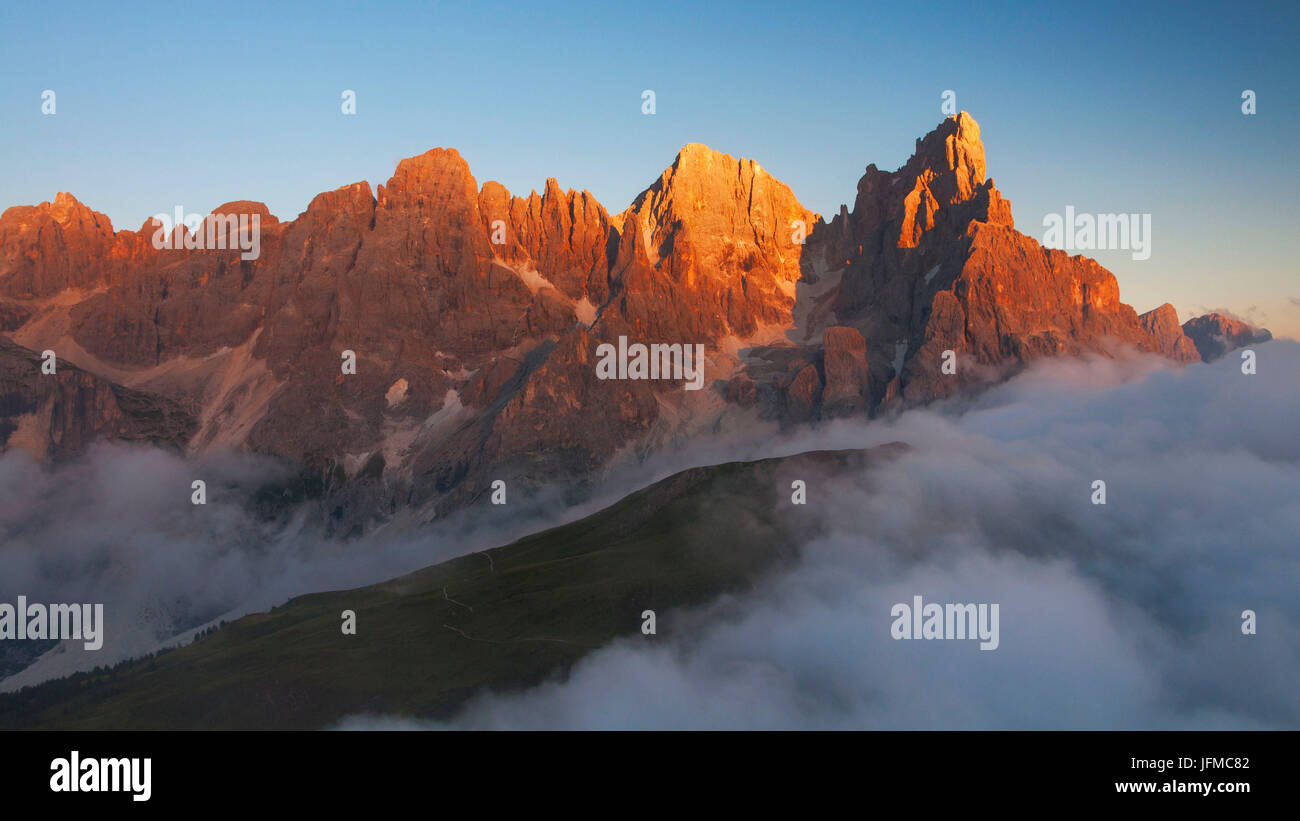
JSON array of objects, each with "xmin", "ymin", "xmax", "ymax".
[
  {"xmin": 0, "ymin": 439, "xmax": 664, "ymax": 690},
  {"xmin": 5, "ymin": 341, "xmax": 1296, "ymax": 728},
  {"xmin": 342, "ymin": 340, "xmax": 1300, "ymax": 729}
]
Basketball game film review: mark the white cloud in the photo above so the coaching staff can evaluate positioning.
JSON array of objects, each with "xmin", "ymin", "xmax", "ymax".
[{"xmin": 345, "ymin": 341, "xmax": 1300, "ymax": 729}]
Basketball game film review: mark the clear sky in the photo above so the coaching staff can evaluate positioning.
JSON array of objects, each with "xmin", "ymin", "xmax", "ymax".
[{"xmin": 2, "ymin": 0, "xmax": 1297, "ymax": 338}]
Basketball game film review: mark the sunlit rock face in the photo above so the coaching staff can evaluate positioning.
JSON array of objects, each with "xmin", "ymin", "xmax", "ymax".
[
  {"xmin": 798, "ymin": 111, "xmax": 1199, "ymax": 408},
  {"xmin": 0, "ymin": 113, "xmax": 1216, "ymax": 526},
  {"xmin": 1138, "ymin": 303, "xmax": 1201, "ymax": 363}
]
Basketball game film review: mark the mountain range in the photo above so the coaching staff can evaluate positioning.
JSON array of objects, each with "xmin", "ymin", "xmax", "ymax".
[{"xmin": 0, "ymin": 112, "xmax": 1271, "ymax": 531}]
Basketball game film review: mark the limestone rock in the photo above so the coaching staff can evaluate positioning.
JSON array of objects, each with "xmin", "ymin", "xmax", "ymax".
[
  {"xmin": 1138, "ymin": 303, "xmax": 1200, "ymax": 362},
  {"xmin": 1182, "ymin": 313, "xmax": 1273, "ymax": 362},
  {"xmin": 0, "ymin": 113, "xmax": 1219, "ymax": 528},
  {"xmin": 821, "ymin": 326, "xmax": 869, "ymax": 416}
]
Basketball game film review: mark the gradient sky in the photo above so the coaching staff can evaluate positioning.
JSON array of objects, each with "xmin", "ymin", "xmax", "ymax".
[{"xmin": 2, "ymin": 0, "xmax": 1297, "ymax": 338}]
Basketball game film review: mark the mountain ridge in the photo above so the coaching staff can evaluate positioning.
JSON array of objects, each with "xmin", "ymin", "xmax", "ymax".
[{"xmin": 0, "ymin": 112, "xmax": 1270, "ymax": 530}]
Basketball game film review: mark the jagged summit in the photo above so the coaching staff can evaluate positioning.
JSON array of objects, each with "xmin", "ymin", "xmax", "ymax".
[
  {"xmin": 668, "ymin": 141, "xmax": 766, "ymax": 175},
  {"xmin": 915, "ymin": 111, "xmax": 985, "ymax": 177},
  {"xmin": 610, "ymin": 138, "xmax": 817, "ymax": 341},
  {"xmin": 211, "ymin": 201, "xmax": 279, "ymax": 224},
  {"xmin": 0, "ymin": 114, "xmax": 1228, "ymax": 528},
  {"xmin": 631, "ymin": 141, "xmax": 784, "ymax": 208},
  {"xmin": 1138, "ymin": 303, "xmax": 1201, "ymax": 362},
  {"xmin": 378, "ymin": 147, "xmax": 475, "ymax": 211}
]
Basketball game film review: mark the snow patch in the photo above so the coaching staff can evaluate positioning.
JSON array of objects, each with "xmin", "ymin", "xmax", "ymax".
[
  {"xmin": 640, "ymin": 213, "xmax": 660, "ymax": 265},
  {"xmin": 494, "ymin": 260, "xmax": 555, "ymax": 295},
  {"xmin": 575, "ymin": 297, "xmax": 597, "ymax": 326},
  {"xmin": 422, "ymin": 389, "xmax": 465, "ymax": 433},
  {"xmin": 720, "ymin": 322, "xmax": 796, "ymax": 357},
  {"xmin": 386, "ymin": 378, "xmax": 410, "ymax": 408},
  {"xmin": 892, "ymin": 341, "xmax": 908, "ymax": 375},
  {"xmin": 788, "ymin": 259, "xmax": 845, "ymax": 345}
]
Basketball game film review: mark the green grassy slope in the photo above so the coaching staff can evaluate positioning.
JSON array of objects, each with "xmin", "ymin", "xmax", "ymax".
[{"xmin": 0, "ymin": 445, "xmax": 903, "ymax": 729}]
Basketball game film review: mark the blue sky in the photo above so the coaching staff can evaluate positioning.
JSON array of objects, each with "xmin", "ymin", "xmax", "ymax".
[{"xmin": 2, "ymin": 0, "xmax": 1297, "ymax": 337}]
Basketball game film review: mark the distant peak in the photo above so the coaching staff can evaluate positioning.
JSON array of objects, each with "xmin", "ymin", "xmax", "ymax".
[
  {"xmin": 391, "ymin": 147, "xmax": 469, "ymax": 180},
  {"xmin": 381, "ymin": 147, "xmax": 477, "ymax": 210},
  {"xmin": 48, "ymin": 191, "xmax": 94, "ymax": 224},
  {"xmin": 211, "ymin": 200, "xmax": 279, "ymax": 225},
  {"xmin": 671, "ymin": 142, "xmax": 756, "ymax": 169},
  {"xmin": 1182, "ymin": 312, "xmax": 1273, "ymax": 362},
  {"xmin": 661, "ymin": 142, "xmax": 772, "ymax": 189},
  {"xmin": 676, "ymin": 142, "xmax": 716, "ymax": 159}
]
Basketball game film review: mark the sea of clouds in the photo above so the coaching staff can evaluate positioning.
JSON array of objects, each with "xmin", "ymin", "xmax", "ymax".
[
  {"xmin": 3, "ymin": 341, "xmax": 1297, "ymax": 728},
  {"xmin": 346, "ymin": 341, "xmax": 1300, "ymax": 729},
  {"xmin": 0, "ymin": 443, "xmax": 593, "ymax": 690}
]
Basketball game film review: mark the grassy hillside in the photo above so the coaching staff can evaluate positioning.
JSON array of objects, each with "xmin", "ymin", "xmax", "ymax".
[{"xmin": 0, "ymin": 445, "xmax": 903, "ymax": 729}]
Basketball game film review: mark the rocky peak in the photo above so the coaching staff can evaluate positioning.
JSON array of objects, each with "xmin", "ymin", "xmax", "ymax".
[
  {"xmin": 0, "ymin": 117, "xmax": 1234, "ymax": 531},
  {"xmin": 477, "ymin": 177, "xmax": 615, "ymax": 304},
  {"xmin": 820, "ymin": 113, "xmax": 1012, "ymax": 351},
  {"xmin": 0, "ymin": 192, "xmax": 120, "ymax": 297},
  {"xmin": 211, "ymin": 200, "xmax": 280, "ymax": 226},
  {"xmin": 48, "ymin": 191, "xmax": 103, "ymax": 225},
  {"xmin": 299, "ymin": 182, "xmax": 375, "ymax": 225},
  {"xmin": 1181, "ymin": 312, "xmax": 1273, "ymax": 362},
  {"xmin": 377, "ymin": 148, "xmax": 478, "ymax": 213},
  {"xmin": 609, "ymin": 142, "xmax": 817, "ymax": 341},
  {"xmin": 2, "ymin": 191, "xmax": 112, "ymax": 235},
  {"xmin": 912, "ymin": 113, "xmax": 986, "ymax": 193},
  {"xmin": 842, "ymin": 110, "xmax": 1013, "ymax": 254},
  {"xmin": 1137, "ymin": 303, "xmax": 1200, "ymax": 362},
  {"xmin": 801, "ymin": 112, "xmax": 1192, "ymax": 408}
]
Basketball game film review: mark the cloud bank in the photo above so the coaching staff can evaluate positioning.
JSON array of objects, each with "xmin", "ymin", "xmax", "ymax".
[
  {"xmin": 5, "ymin": 340, "xmax": 1296, "ymax": 728},
  {"xmin": 0, "ymin": 444, "xmax": 625, "ymax": 690},
  {"xmin": 346, "ymin": 341, "xmax": 1300, "ymax": 729}
]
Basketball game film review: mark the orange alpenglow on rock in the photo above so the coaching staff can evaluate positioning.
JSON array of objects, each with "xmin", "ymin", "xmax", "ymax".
[{"xmin": 0, "ymin": 112, "xmax": 1249, "ymax": 525}]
